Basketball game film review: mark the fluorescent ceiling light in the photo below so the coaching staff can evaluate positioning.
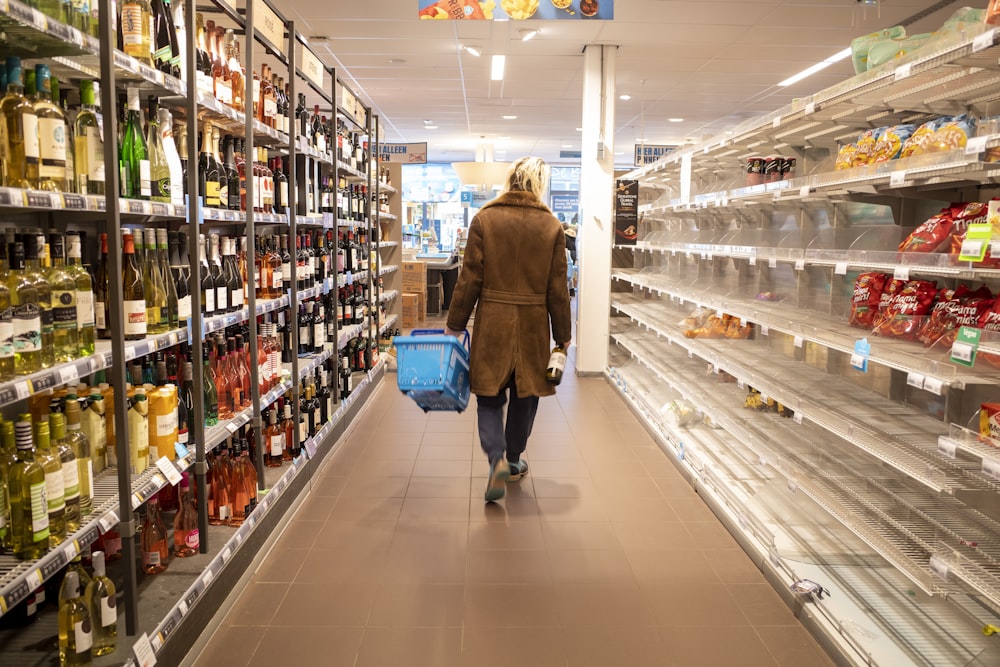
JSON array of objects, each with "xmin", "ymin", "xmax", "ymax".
[
  {"xmin": 425, "ymin": 125, "xmax": 438, "ymax": 130},
  {"xmin": 668, "ymin": 118, "xmax": 683, "ymax": 122},
  {"xmin": 491, "ymin": 55, "xmax": 505, "ymax": 81},
  {"xmin": 777, "ymin": 47, "xmax": 851, "ymax": 87},
  {"xmin": 502, "ymin": 114, "xmax": 517, "ymax": 120},
  {"xmin": 562, "ymin": 144, "xmax": 573, "ymax": 148},
  {"xmin": 462, "ymin": 45, "xmax": 481, "ymax": 57},
  {"xmin": 619, "ymin": 94, "xmax": 631, "ymax": 101},
  {"xmin": 520, "ymin": 29, "xmax": 539, "ymax": 41},
  {"xmin": 575, "ymin": 127, "xmax": 583, "ymax": 131}
]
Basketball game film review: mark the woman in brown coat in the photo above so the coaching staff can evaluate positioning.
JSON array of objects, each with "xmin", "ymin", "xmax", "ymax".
[{"xmin": 446, "ymin": 157, "xmax": 573, "ymax": 502}]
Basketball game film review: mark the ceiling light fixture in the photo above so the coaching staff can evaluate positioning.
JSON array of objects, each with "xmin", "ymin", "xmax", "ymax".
[
  {"xmin": 575, "ymin": 127, "xmax": 583, "ymax": 131},
  {"xmin": 502, "ymin": 114, "xmax": 517, "ymax": 120},
  {"xmin": 519, "ymin": 29, "xmax": 539, "ymax": 41},
  {"xmin": 619, "ymin": 94, "xmax": 631, "ymax": 101},
  {"xmin": 562, "ymin": 144, "xmax": 573, "ymax": 148},
  {"xmin": 462, "ymin": 44, "xmax": 482, "ymax": 57},
  {"xmin": 777, "ymin": 47, "xmax": 851, "ymax": 87},
  {"xmin": 491, "ymin": 55, "xmax": 505, "ymax": 81},
  {"xmin": 425, "ymin": 125, "xmax": 438, "ymax": 130},
  {"xmin": 424, "ymin": 119, "xmax": 433, "ymax": 124},
  {"xmin": 669, "ymin": 118, "xmax": 683, "ymax": 122}
]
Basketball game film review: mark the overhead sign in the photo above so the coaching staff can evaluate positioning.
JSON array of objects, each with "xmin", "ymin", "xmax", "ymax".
[
  {"xmin": 418, "ymin": 0, "xmax": 613, "ymax": 20},
  {"xmin": 559, "ymin": 150, "xmax": 582, "ymax": 159},
  {"xmin": 253, "ymin": 0, "xmax": 284, "ymax": 53},
  {"xmin": 380, "ymin": 143, "xmax": 428, "ymax": 164},
  {"xmin": 634, "ymin": 144, "xmax": 675, "ymax": 166},
  {"xmin": 298, "ymin": 45, "xmax": 325, "ymax": 90},
  {"xmin": 551, "ymin": 194, "xmax": 578, "ymax": 215}
]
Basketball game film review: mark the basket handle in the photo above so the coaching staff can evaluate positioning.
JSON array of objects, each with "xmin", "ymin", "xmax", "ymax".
[{"xmin": 410, "ymin": 328, "xmax": 470, "ymax": 350}]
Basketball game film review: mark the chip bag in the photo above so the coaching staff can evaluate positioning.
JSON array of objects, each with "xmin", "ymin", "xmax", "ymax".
[
  {"xmin": 835, "ymin": 143, "xmax": 858, "ymax": 171},
  {"xmin": 916, "ymin": 285, "xmax": 994, "ymax": 348},
  {"xmin": 898, "ymin": 206, "xmax": 955, "ymax": 253},
  {"xmin": 949, "ymin": 200, "xmax": 1000, "ymax": 267},
  {"xmin": 873, "ymin": 279, "xmax": 939, "ymax": 339},
  {"xmin": 848, "ymin": 272, "xmax": 890, "ymax": 328},
  {"xmin": 873, "ymin": 124, "xmax": 916, "ymax": 163},
  {"xmin": 853, "ymin": 128, "xmax": 884, "ymax": 167},
  {"xmin": 981, "ymin": 404, "xmax": 1000, "ymax": 446},
  {"xmin": 978, "ymin": 298, "xmax": 1000, "ymax": 368},
  {"xmin": 927, "ymin": 115, "xmax": 976, "ymax": 153},
  {"xmin": 900, "ymin": 119, "xmax": 941, "ymax": 158}
]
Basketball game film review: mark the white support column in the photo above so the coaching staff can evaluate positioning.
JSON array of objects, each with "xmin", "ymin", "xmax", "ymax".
[{"xmin": 575, "ymin": 44, "xmax": 617, "ymax": 375}]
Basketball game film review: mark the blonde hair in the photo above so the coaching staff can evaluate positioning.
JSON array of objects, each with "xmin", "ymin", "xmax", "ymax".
[{"xmin": 505, "ymin": 156, "xmax": 549, "ymax": 201}]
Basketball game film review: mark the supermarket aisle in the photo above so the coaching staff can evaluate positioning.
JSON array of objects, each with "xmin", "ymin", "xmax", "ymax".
[{"xmin": 190, "ymin": 362, "xmax": 835, "ymax": 667}]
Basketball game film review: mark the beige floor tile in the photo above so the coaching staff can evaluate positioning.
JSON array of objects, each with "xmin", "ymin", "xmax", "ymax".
[
  {"xmin": 223, "ymin": 582, "xmax": 288, "ymax": 627},
  {"xmin": 310, "ymin": 474, "xmax": 350, "ymax": 497},
  {"xmin": 251, "ymin": 546, "xmax": 308, "ymax": 583},
  {"xmin": 276, "ymin": 519, "xmax": 322, "ymax": 549},
  {"xmin": 463, "ymin": 584, "xmax": 561, "ymax": 627},
  {"xmin": 340, "ymin": 474, "xmax": 411, "ymax": 498},
  {"xmin": 705, "ymin": 548, "xmax": 764, "ymax": 583},
  {"xmin": 391, "ymin": 520, "xmax": 470, "ymax": 552},
  {"xmin": 603, "ymin": 495, "xmax": 681, "ymax": 523},
  {"xmin": 553, "ymin": 583, "xmax": 655, "ymax": 627},
  {"xmin": 631, "ymin": 445, "xmax": 669, "ymax": 462},
  {"xmin": 642, "ymin": 459, "xmax": 687, "ymax": 481},
  {"xmin": 643, "ymin": 582, "xmax": 750, "ymax": 626},
  {"xmin": 561, "ymin": 626, "xmax": 667, "ymax": 667},
  {"xmin": 755, "ymin": 625, "xmax": 837, "ymax": 667},
  {"xmin": 654, "ymin": 476, "xmax": 697, "ymax": 499},
  {"xmin": 348, "ymin": 458, "xmax": 416, "ymax": 479},
  {"xmin": 368, "ymin": 583, "xmax": 465, "ymax": 627},
  {"xmin": 400, "ymin": 496, "xmax": 472, "ymax": 522},
  {"xmin": 312, "ymin": 519, "xmax": 398, "ymax": 551},
  {"xmin": 249, "ymin": 626, "xmax": 362, "ymax": 666},
  {"xmin": 296, "ymin": 544, "xmax": 389, "ymax": 585},
  {"xmin": 357, "ymin": 443, "xmax": 420, "ymax": 461},
  {"xmin": 407, "ymin": 476, "xmax": 474, "ymax": 498},
  {"xmin": 412, "ymin": 458, "xmax": 474, "ymax": 477},
  {"xmin": 592, "ymin": 475, "xmax": 664, "ymax": 499},
  {"xmin": 541, "ymin": 520, "xmax": 620, "ymax": 550},
  {"xmin": 536, "ymin": 497, "xmax": 609, "ymax": 522},
  {"xmin": 373, "ymin": 416, "xmax": 428, "ymax": 433},
  {"xmin": 460, "ymin": 627, "xmax": 568, "ymax": 667},
  {"xmin": 382, "ymin": 544, "xmax": 468, "ymax": 584},
  {"xmin": 466, "ymin": 548, "xmax": 551, "ymax": 584},
  {"xmin": 470, "ymin": 495, "xmax": 542, "ymax": 522},
  {"xmin": 669, "ymin": 496, "xmax": 720, "ymax": 522},
  {"xmin": 684, "ymin": 520, "xmax": 740, "ymax": 549},
  {"xmin": 291, "ymin": 493, "xmax": 337, "ymax": 522},
  {"xmin": 355, "ymin": 627, "xmax": 462, "ymax": 667},
  {"xmin": 328, "ymin": 495, "xmax": 404, "ymax": 522},
  {"xmin": 194, "ymin": 625, "xmax": 262, "ymax": 667},
  {"xmin": 532, "ymin": 477, "xmax": 597, "ymax": 498},
  {"xmin": 421, "ymin": 432, "xmax": 474, "ymax": 446},
  {"xmin": 525, "ymin": 459, "xmax": 592, "ymax": 478},
  {"xmin": 547, "ymin": 548, "xmax": 635, "ymax": 585},
  {"xmin": 417, "ymin": 444, "xmax": 474, "ymax": 460},
  {"xmin": 363, "ymin": 430, "xmax": 424, "ymax": 446},
  {"xmin": 661, "ymin": 625, "xmax": 778, "ymax": 667},
  {"xmin": 468, "ymin": 520, "xmax": 546, "ymax": 550},
  {"xmin": 728, "ymin": 583, "xmax": 798, "ymax": 625},
  {"xmin": 271, "ymin": 582, "xmax": 378, "ymax": 626},
  {"xmin": 528, "ymin": 442, "xmax": 584, "ymax": 460},
  {"xmin": 612, "ymin": 521, "xmax": 692, "ymax": 551},
  {"xmin": 626, "ymin": 549, "xmax": 721, "ymax": 585}
]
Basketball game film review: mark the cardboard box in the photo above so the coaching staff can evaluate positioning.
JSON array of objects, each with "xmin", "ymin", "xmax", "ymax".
[
  {"xmin": 401, "ymin": 292, "xmax": 420, "ymax": 329},
  {"xmin": 402, "ymin": 261, "xmax": 427, "ymax": 292}
]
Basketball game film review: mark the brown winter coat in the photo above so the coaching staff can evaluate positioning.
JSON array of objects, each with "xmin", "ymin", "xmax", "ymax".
[{"xmin": 446, "ymin": 190, "xmax": 572, "ymax": 397}]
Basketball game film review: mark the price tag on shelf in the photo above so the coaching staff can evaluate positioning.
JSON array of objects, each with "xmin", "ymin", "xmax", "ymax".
[
  {"xmin": 787, "ymin": 478, "xmax": 798, "ymax": 494},
  {"xmin": 850, "ymin": 338, "xmax": 870, "ymax": 372},
  {"xmin": 26, "ymin": 191, "xmax": 55, "ymax": 208},
  {"xmin": 793, "ymin": 336, "xmax": 804, "ymax": 348},
  {"xmin": 906, "ymin": 372, "xmax": 925, "ymax": 390},
  {"xmin": 793, "ymin": 411, "xmax": 803, "ymax": 424},
  {"xmin": 220, "ymin": 546, "xmax": 232, "ymax": 563},
  {"xmin": 894, "ymin": 62, "xmax": 913, "ymax": 81},
  {"xmin": 959, "ymin": 223, "xmax": 991, "ymax": 262},
  {"xmin": 893, "ymin": 266, "xmax": 910, "ymax": 281},
  {"xmin": 965, "ymin": 135, "xmax": 990, "ymax": 156},
  {"xmin": 26, "ymin": 569, "xmax": 42, "ymax": 591},
  {"xmin": 950, "ymin": 326, "xmax": 981, "ymax": 367},
  {"xmin": 937, "ymin": 436, "xmax": 958, "ymax": 459},
  {"xmin": 772, "ymin": 116, "xmax": 781, "ymax": 129},
  {"xmin": 133, "ymin": 632, "xmax": 158, "ymax": 667},
  {"xmin": 178, "ymin": 599, "xmax": 189, "ymax": 617},
  {"xmin": 889, "ymin": 170, "xmax": 907, "ymax": 187},
  {"xmin": 98, "ymin": 510, "xmax": 119, "ymax": 533},
  {"xmin": 63, "ymin": 193, "xmax": 86, "ymax": 210},
  {"xmin": 794, "ymin": 259, "xmax": 805, "ymax": 271},
  {"xmin": 202, "ymin": 568, "xmax": 214, "ymax": 587},
  {"xmin": 761, "ymin": 326, "xmax": 769, "ymax": 336},
  {"xmin": 834, "ymin": 262, "xmax": 848, "ymax": 275},
  {"xmin": 923, "ymin": 377, "xmax": 944, "ymax": 395},
  {"xmin": 15, "ymin": 381, "xmax": 30, "ymax": 400},
  {"xmin": 305, "ymin": 436, "xmax": 318, "ymax": 458},
  {"xmin": 982, "ymin": 457, "xmax": 1000, "ymax": 482},
  {"xmin": 804, "ymin": 101, "xmax": 816, "ymax": 116},
  {"xmin": 127, "ymin": 199, "xmax": 147, "ymax": 215},
  {"xmin": 59, "ymin": 365, "xmax": 79, "ymax": 387},
  {"xmin": 973, "ymin": 28, "xmax": 996, "ymax": 53},
  {"xmin": 155, "ymin": 457, "xmax": 183, "ymax": 486},
  {"xmin": 0, "ymin": 187, "xmax": 15, "ymax": 206},
  {"xmin": 225, "ymin": 421, "xmax": 239, "ymax": 434},
  {"xmin": 760, "ymin": 393, "xmax": 770, "ymax": 404}
]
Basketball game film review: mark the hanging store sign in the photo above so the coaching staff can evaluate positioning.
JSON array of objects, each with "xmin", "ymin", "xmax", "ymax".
[
  {"xmin": 298, "ymin": 46, "xmax": 325, "ymax": 90},
  {"xmin": 380, "ymin": 143, "xmax": 428, "ymax": 164},
  {"xmin": 614, "ymin": 179, "xmax": 638, "ymax": 245},
  {"xmin": 634, "ymin": 144, "xmax": 675, "ymax": 166},
  {"xmin": 253, "ymin": 0, "xmax": 285, "ymax": 54},
  {"xmin": 339, "ymin": 87, "xmax": 367, "ymax": 128},
  {"xmin": 418, "ymin": 0, "xmax": 613, "ymax": 20}
]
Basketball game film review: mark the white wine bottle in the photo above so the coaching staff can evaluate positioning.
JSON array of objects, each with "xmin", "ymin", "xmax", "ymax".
[
  {"xmin": 545, "ymin": 345, "xmax": 567, "ymax": 386},
  {"xmin": 85, "ymin": 550, "xmax": 117, "ymax": 656},
  {"xmin": 58, "ymin": 571, "xmax": 93, "ymax": 666}
]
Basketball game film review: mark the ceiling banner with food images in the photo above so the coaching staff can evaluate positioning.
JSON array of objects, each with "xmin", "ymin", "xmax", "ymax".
[{"xmin": 419, "ymin": 0, "xmax": 612, "ymax": 20}]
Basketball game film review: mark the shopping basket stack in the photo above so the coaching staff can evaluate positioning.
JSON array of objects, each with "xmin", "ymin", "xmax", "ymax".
[{"xmin": 394, "ymin": 329, "xmax": 471, "ymax": 412}]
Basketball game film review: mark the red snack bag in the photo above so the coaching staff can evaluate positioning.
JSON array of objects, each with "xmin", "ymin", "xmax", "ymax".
[
  {"xmin": 873, "ymin": 280, "xmax": 939, "ymax": 339},
  {"xmin": 916, "ymin": 287, "xmax": 962, "ymax": 347},
  {"xmin": 978, "ymin": 299, "xmax": 1000, "ymax": 368},
  {"xmin": 871, "ymin": 278, "xmax": 906, "ymax": 330},
  {"xmin": 898, "ymin": 207, "xmax": 955, "ymax": 253},
  {"xmin": 981, "ymin": 404, "xmax": 1000, "ymax": 446},
  {"xmin": 948, "ymin": 201, "xmax": 1000, "ymax": 267},
  {"xmin": 848, "ymin": 272, "xmax": 889, "ymax": 328}
]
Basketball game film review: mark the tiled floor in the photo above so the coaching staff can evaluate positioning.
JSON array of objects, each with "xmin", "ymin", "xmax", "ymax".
[{"xmin": 192, "ymin": 360, "xmax": 836, "ymax": 667}]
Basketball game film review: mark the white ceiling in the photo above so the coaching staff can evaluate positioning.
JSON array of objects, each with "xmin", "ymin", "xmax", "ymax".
[{"xmin": 274, "ymin": 0, "xmax": 972, "ymax": 167}]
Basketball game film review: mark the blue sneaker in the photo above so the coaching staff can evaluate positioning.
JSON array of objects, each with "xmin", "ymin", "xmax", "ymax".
[
  {"xmin": 485, "ymin": 459, "xmax": 510, "ymax": 502},
  {"xmin": 507, "ymin": 460, "xmax": 528, "ymax": 481}
]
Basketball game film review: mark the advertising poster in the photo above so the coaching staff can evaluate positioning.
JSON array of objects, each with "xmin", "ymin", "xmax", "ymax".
[
  {"xmin": 418, "ymin": 0, "xmax": 612, "ymax": 21},
  {"xmin": 614, "ymin": 179, "xmax": 638, "ymax": 245},
  {"xmin": 380, "ymin": 142, "xmax": 428, "ymax": 164}
]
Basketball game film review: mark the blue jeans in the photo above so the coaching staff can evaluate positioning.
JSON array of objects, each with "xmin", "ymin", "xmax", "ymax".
[{"xmin": 476, "ymin": 374, "xmax": 539, "ymax": 465}]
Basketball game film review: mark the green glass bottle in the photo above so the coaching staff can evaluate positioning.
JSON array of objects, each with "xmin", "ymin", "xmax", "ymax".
[
  {"xmin": 120, "ymin": 87, "xmax": 150, "ymax": 200},
  {"xmin": 9, "ymin": 418, "xmax": 49, "ymax": 559},
  {"xmin": 24, "ymin": 234, "xmax": 53, "ymax": 369},
  {"xmin": 47, "ymin": 233, "xmax": 79, "ymax": 363},
  {"xmin": 0, "ymin": 419, "xmax": 9, "ymax": 552},
  {"xmin": 0, "ymin": 57, "xmax": 40, "ymax": 189},
  {"xmin": 73, "ymin": 81, "xmax": 105, "ymax": 196},
  {"xmin": 59, "ymin": 553, "xmax": 93, "ymax": 607},
  {"xmin": 202, "ymin": 345, "xmax": 218, "ymax": 426},
  {"xmin": 65, "ymin": 396, "xmax": 93, "ymax": 517},
  {"xmin": 65, "ymin": 233, "xmax": 95, "ymax": 357},
  {"xmin": 57, "ymin": 571, "xmax": 93, "ymax": 666},
  {"xmin": 142, "ymin": 228, "xmax": 168, "ymax": 334},
  {"xmin": 50, "ymin": 412, "xmax": 80, "ymax": 532},
  {"xmin": 32, "ymin": 65, "xmax": 68, "ymax": 192},
  {"xmin": 9, "ymin": 241, "xmax": 42, "ymax": 375},
  {"xmin": 33, "ymin": 416, "xmax": 66, "ymax": 547}
]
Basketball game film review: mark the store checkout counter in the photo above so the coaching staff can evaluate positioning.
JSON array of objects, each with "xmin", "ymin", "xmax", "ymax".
[{"xmin": 402, "ymin": 250, "xmax": 461, "ymax": 323}]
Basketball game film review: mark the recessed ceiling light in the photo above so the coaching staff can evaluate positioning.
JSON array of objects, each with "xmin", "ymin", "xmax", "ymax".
[
  {"xmin": 562, "ymin": 144, "xmax": 573, "ymax": 148},
  {"xmin": 619, "ymin": 94, "xmax": 631, "ymax": 101},
  {"xmin": 491, "ymin": 55, "xmax": 505, "ymax": 81},
  {"xmin": 502, "ymin": 114, "xmax": 517, "ymax": 120},
  {"xmin": 462, "ymin": 45, "xmax": 482, "ymax": 57},
  {"xmin": 636, "ymin": 138, "xmax": 647, "ymax": 142},
  {"xmin": 424, "ymin": 119, "xmax": 433, "ymax": 124},
  {"xmin": 669, "ymin": 118, "xmax": 684, "ymax": 123},
  {"xmin": 575, "ymin": 127, "xmax": 583, "ymax": 131},
  {"xmin": 519, "ymin": 29, "xmax": 539, "ymax": 41},
  {"xmin": 388, "ymin": 58, "xmax": 406, "ymax": 64},
  {"xmin": 614, "ymin": 152, "xmax": 625, "ymax": 155},
  {"xmin": 425, "ymin": 125, "xmax": 438, "ymax": 130}
]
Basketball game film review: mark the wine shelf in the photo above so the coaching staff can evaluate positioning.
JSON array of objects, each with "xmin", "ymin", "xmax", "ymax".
[
  {"xmin": 379, "ymin": 289, "xmax": 400, "ymax": 304},
  {"xmin": 379, "ymin": 314, "xmax": 399, "ymax": 337},
  {"xmin": 378, "ymin": 241, "xmax": 400, "ymax": 249},
  {"xmin": 379, "ymin": 264, "xmax": 399, "ymax": 276}
]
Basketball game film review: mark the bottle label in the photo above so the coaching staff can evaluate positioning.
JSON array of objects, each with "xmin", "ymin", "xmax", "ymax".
[
  {"xmin": 185, "ymin": 529, "xmax": 199, "ymax": 549},
  {"xmin": 156, "ymin": 411, "xmax": 178, "ymax": 437},
  {"xmin": 252, "ymin": 79, "xmax": 261, "ymax": 106},
  {"xmin": 232, "ymin": 287, "xmax": 244, "ymax": 309},
  {"xmin": 279, "ymin": 182, "xmax": 288, "ymax": 209},
  {"xmin": 40, "ymin": 304, "xmax": 53, "ymax": 332},
  {"xmin": 314, "ymin": 322, "xmax": 323, "ymax": 347},
  {"xmin": 104, "ymin": 535, "xmax": 121, "ymax": 554},
  {"xmin": 264, "ymin": 98, "xmax": 277, "ymax": 121},
  {"xmin": 216, "ymin": 286, "xmax": 227, "ymax": 311},
  {"xmin": 0, "ymin": 307, "xmax": 13, "ymax": 359},
  {"xmin": 95, "ymin": 301, "xmax": 106, "ymax": 330},
  {"xmin": 63, "ymin": 461, "xmax": 80, "ymax": 501},
  {"xmin": 204, "ymin": 289, "xmax": 215, "ymax": 313},
  {"xmin": 178, "ymin": 428, "xmax": 188, "ymax": 444},
  {"xmin": 142, "ymin": 550, "xmax": 161, "ymax": 566},
  {"xmin": 85, "ymin": 460, "xmax": 94, "ymax": 504},
  {"xmin": 38, "ymin": 117, "xmax": 67, "ymax": 177},
  {"xmin": 124, "ymin": 299, "xmax": 146, "ymax": 335},
  {"xmin": 0, "ymin": 119, "xmax": 8, "ymax": 161},
  {"xmin": 139, "ymin": 159, "xmax": 151, "ymax": 197},
  {"xmin": 281, "ymin": 261, "xmax": 290, "ymax": 283},
  {"xmin": 300, "ymin": 325, "xmax": 309, "ymax": 345},
  {"xmin": 52, "ymin": 288, "xmax": 77, "ymax": 330},
  {"xmin": 85, "ymin": 126, "xmax": 105, "ymax": 183},
  {"xmin": 219, "ymin": 180, "xmax": 229, "ymax": 207},
  {"xmin": 121, "ymin": 4, "xmax": 144, "ymax": 47},
  {"xmin": 218, "ymin": 505, "xmax": 229, "ymax": 520},
  {"xmin": 74, "ymin": 619, "xmax": 92, "ymax": 653},
  {"xmin": 271, "ymin": 269, "xmax": 282, "ymax": 290},
  {"xmin": 22, "ymin": 112, "xmax": 39, "ymax": 161},
  {"xmin": 206, "ymin": 181, "xmax": 220, "ymax": 207},
  {"xmin": 548, "ymin": 349, "xmax": 567, "ymax": 373},
  {"xmin": 155, "ymin": 177, "xmax": 170, "ymax": 199},
  {"xmin": 270, "ymin": 433, "xmax": 284, "ymax": 456},
  {"xmin": 77, "ymin": 289, "xmax": 94, "ymax": 328},
  {"xmin": 29, "ymin": 480, "xmax": 50, "ymax": 541},
  {"xmin": 45, "ymin": 469, "xmax": 66, "ymax": 512},
  {"xmin": 299, "ymin": 420, "xmax": 307, "ymax": 441},
  {"xmin": 100, "ymin": 594, "xmax": 116, "ymax": 627},
  {"xmin": 13, "ymin": 303, "xmax": 42, "ymax": 352},
  {"xmin": 217, "ymin": 80, "xmax": 232, "ymax": 106}
]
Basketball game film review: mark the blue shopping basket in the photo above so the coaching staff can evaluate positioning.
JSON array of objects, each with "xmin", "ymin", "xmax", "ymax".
[{"xmin": 395, "ymin": 329, "xmax": 471, "ymax": 412}]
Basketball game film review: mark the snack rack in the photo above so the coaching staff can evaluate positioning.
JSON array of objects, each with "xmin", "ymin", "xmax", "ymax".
[{"xmin": 612, "ymin": 21, "xmax": 1000, "ymax": 667}]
